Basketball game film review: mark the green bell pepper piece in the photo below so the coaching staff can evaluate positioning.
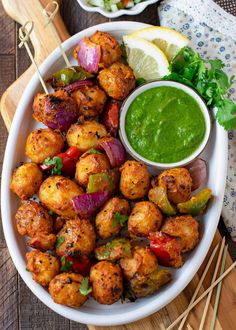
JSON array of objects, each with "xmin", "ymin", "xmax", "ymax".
[
  {"xmin": 87, "ymin": 169, "xmax": 120, "ymax": 193},
  {"xmin": 177, "ymin": 188, "xmax": 212, "ymax": 216},
  {"xmin": 95, "ymin": 238, "xmax": 131, "ymax": 261},
  {"xmin": 51, "ymin": 66, "xmax": 93, "ymax": 88},
  {"xmin": 148, "ymin": 186, "xmax": 177, "ymax": 215}
]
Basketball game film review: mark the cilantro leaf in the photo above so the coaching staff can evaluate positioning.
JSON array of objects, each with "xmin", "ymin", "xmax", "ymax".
[
  {"xmin": 44, "ymin": 156, "xmax": 63, "ymax": 175},
  {"xmin": 136, "ymin": 78, "xmax": 147, "ymax": 86},
  {"xmin": 79, "ymin": 277, "xmax": 92, "ymax": 296},
  {"xmin": 48, "ymin": 210, "xmax": 54, "ymax": 215},
  {"xmin": 120, "ymin": 41, "xmax": 127, "ymax": 60},
  {"xmin": 87, "ymin": 148, "xmax": 102, "ymax": 155},
  {"xmin": 60, "ymin": 256, "xmax": 73, "ymax": 272},
  {"xmin": 112, "ymin": 212, "xmax": 128, "ymax": 228},
  {"xmin": 216, "ymin": 99, "xmax": 236, "ymax": 130},
  {"xmin": 56, "ymin": 236, "xmax": 65, "ymax": 248}
]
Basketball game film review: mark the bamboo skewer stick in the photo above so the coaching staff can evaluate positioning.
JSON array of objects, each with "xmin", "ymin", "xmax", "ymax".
[
  {"xmin": 18, "ymin": 21, "xmax": 49, "ymax": 94},
  {"xmin": 199, "ymin": 237, "xmax": 226, "ymax": 330},
  {"xmin": 166, "ymin": 260, "xmax": 236, "ymax": 330},
  {"xmin": 43, "ymin": 1, "xmax": 71, "ymax": 68},
  {"xmin": 210, "ymin": 245, "xmax": 228, "ymax": 330},
  {"xmin": 178, "ymin": 243, "xmax": 220, "ymax": 330}
]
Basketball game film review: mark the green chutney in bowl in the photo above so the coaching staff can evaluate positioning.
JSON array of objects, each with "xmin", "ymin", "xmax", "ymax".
[{"xmin": 119, "ymin": 81, "xmax": 211, "ymax": 169}]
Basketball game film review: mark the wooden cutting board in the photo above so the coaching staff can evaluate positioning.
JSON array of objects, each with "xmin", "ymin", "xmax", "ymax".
[{"xmin": 1, "ymin": 1, "xmax": 236, "ymax": 329}]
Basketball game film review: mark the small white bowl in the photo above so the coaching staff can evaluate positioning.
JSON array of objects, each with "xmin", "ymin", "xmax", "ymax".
[
  {"xmin": 77, "ymin": 0, "xmax": 159, "ymax": 18},
  {"xmin": 119, "ymin": 80, "xmax": 211, "ymax": 169}
]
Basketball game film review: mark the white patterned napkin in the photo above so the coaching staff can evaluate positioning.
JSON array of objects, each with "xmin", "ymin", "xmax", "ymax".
[{"xmin": 158, "ymin": 0, "xmax": 236, "ymax": 240}]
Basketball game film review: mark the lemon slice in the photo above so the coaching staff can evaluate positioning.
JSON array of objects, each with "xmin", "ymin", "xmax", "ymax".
[
  {"xmin": 131, "ymin": 26, "xmax": 189, "ymax": 61},
  {"xmin": 123, "ymin": 35, "xmax": 169, "ymax": 81}
]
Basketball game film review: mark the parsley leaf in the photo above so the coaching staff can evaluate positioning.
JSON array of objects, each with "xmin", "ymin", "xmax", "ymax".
[
  {"xmin": 165, "ymin": 46, "xmax": 236, "ymax": 130},
  {"xmin": 44, "ymin": 156, "xmax": 63, "ymax": 175},
  {"xmin": 112, "ymin": 212, "xmax": 128, "ymax": 228},
  {"xmin": 56, "ymin": 236, "xmax": 65, "ymax": 248},
  {"xmin": 79, "ymin": 277, "xmax": 92, "ymax": 296},
  {"xmin": 87, "ymin": 148, "xmax": 102, "ymax": 155},
  {"xmin": 60, "ymin": 256, "xmax": 73, "ymax": 272}
]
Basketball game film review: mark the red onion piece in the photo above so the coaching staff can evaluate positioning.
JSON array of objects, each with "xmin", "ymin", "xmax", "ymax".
[
  {"xmin": 72, "ymin": 191, "xmax": 110, "ymax": 217},
  {"xmin": 63, "ymin": 79, "xmax": 94, "ymax": 94},
  {"xmin": 185, "ymin": 158, "xmax": 207, "ymax": 191},
  {"xmin": 77, "ymin": 37, "xmax": 101, "ymax": 73},
  {"xmin": 99, "ymin": 137, "xmax": 126, "ymax": 168},
  {"xmin": 100, "ymin": 100, "xmax": 121, "ymax": 137}
]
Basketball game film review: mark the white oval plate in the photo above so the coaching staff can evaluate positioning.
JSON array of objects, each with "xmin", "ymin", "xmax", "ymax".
[
  {"xmin": 77, "ymin": 0, "xmax": 159, "ymax": 18},
  {"xmin": 1, "ymin": 22, "xmax": 228, "ymax": 326}
]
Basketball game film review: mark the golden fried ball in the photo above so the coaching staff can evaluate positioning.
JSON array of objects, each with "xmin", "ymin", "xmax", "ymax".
[
  {"xmin": 66, "ymin": 120, "xmax": 107, "ymax": 153},
  {"xmin": 27, "ymin": 233, "xmax": 56, "ymax": 251},
  {"xmin": 72, "ymin": 85, "xmax": 107, "ymax": 117},
  {"xmin": 90, "ymin": 31, "xmax": 122, "ymax": 68},
  {"xmin": 128, "ymin": 201, "xmax": 162, "ymax": 237},
  {"xmin": 120, "ymin": 161, "xmax": 150, "ymax": 200},
  {"xmin": 26, "ymin": 250, "xmax": 60, "ymax": 287},
  {"xmin": 95, "ymin": 197, "xmax": 130, "ymax": 239},
  {"xmin": 15, "ymin": 200, "xmax": 53, "ymax": 237},
  {"xmin": 90, "ymin": 261, "xmax": 123, "ymax": 304},
  {"xmin": 161, "ymin": 215, "xmax": 199, "ymax": 253},
  {"xmin": 10, "ymin": 163, "xmax": 43, "ymax": 200},
  {"xmin": 157, "ymin": 168, "xmax": 192, "ymax": 204},
  {"xmin": 98, "ymin": 62, "xmax": 136, "ymax": 100},
  {"xmin": 56, "ymin": 218, "xmax": 96, "ymax": 256},
  {"xmin": 75, "ymin": 153, "xmax": 110, "ymax": 187},
  {"xmin": 54, "ymin": 216, "xmax": 67, "ymax": 233},
  {"xmin": 49, "ymin": 273, "xmax": 88, "ymax": 307},
  {"xmin": 39, "ymin": 176, "xmax": 83, "ymax": 217},
  {"xmin": 25, "ymin": 128, "xmax": 64, "ymax": 164},
  {"xmin": 120, "ymin": 246, "xmax": 158, "ymax": 280}
]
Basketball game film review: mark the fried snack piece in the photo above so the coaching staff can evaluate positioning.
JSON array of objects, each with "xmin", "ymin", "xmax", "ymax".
[
  {"xmin": 54, "ymin": 216, "xmax": 67, "ymax": 233},
  {"xmin": 56, "ymin": 218, "xmax": 96, "ymax": 256},
  {"xmin": 98, "ymin": 62, "xmax": 135, "ymax": 100},
  {"xmin": 72, "ymin": 85, "xmax": 107, "ymax": 117},
  {"xmin": 39, "ymin": 176, "xmax": 83, "ymax": 217},
  {"xmin": 95, "ymin": 197, "xmax": 130, "ymax": 239},
  {"xmin": 120, "ymin": 246, "xmax": 158, "ymax": 280},
  {"xmin": 15, "ymin": 200, "xmax": 53, "ymax": 237},
  {"xmin": 27, "ymin": 233, "xmax": 56, "ymax": 251},
  {"xmin": 25, "ymin": 128, "xmax": 64, "ymax": 164},
  {"xmin": 66, "ymin": 120, "xmax": 107, "ymax": 153},
  {"xmin": 156, "ymin": 168, "xmax": 192, "ymax": 204},
  {"xmin": 75, "ymin": 153, "xmax": 110, "ymax": 187},
  {"xmin": 161, "ymin": 215, "xmax": 199, "ymax": 253},
  {"xmin": 120, "ymin": 161, "xmax": 150, "ymax": 200},
  {"xmin": 26, "ymin": 250, "xmax": 60, "ymax": 287},
  {"xmin": 90, "ymin": 31, "xmax": 122, "ymax": 68},
  {"xmin": 95, "ymin": 238, "xmax": 132, "ymax": 261},
  {"xmin": 128, "ymin": 201, "xmax": 162, "ymax": 237},
  {"xmin": 90, "ymin": 261, "xmax": 123, "ymax": 304},
  {"xmin": 10, "ymin": 163, "xmax": 43, "ymax": 200},
  {"xmin": 49, "ymin": 273, "xmax": 88, "ymax": 307}
]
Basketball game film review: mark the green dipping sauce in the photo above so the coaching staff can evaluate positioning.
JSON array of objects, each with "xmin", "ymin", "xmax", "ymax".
[{"xmin": 125, "ymin": 86, "xmax": 206, "ymax": 164}]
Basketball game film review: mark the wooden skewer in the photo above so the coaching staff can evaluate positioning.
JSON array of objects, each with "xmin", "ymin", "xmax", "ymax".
[
  {"xmin": 178, "ymin": 242, "xmax": 220, "ymax": 330},
  {"xmin": 19, "ymin": 21, "xmax": 49, "ymax": 94},
  {"xmin": 166, "ymin": 261, "xmax": 236, "ymax": 330},
  {"xmin": 210, "ymin": 245, "xmax": 228, "ymax": 330},
  {"xmin": 199, "ymin": 237, "xmax": 226, "ymax": 330},
  {"xmin": 43, "ymin": 1, "xmax": 71, "ymax": 68}
]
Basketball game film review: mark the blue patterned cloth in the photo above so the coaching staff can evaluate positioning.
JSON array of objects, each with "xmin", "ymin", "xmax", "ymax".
[{"xmin": 159, "ymin": 0, "xmax": 236, "ymax": 240}]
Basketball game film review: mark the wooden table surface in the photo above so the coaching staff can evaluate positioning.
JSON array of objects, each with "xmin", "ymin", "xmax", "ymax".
[{"xmin": 0, "ymin": 0, "xmax": 236, "ymax": 329}]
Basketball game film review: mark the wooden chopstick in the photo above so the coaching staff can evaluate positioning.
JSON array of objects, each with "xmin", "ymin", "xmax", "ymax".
[
  {"xmin": 178, "ymin": 243, "xmax": 220, "ymax": 330},
  {"xmin": 166, "ymin": 261, "xmax": 236, "ymax": 330},
  {"xmin": 210, "ymin": 245, "xmax": 228, "ymax": 330},
  {"xmin": 199, "ymin": 237, "xmax": 226, "ymax": 330}
]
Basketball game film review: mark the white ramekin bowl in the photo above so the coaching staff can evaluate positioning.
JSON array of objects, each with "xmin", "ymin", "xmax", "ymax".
[
  {"xmin": 119, "ymin": 80, "xmax": 211, "ymax": 169},
  {"xmin": 77, "ymin": 0, "xmax": 159, "ymax": 18}
]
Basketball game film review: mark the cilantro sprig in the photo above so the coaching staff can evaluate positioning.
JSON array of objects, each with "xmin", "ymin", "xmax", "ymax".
[
  {"xmin": 87, "ymin": 148, "xmax": 102, "ymax": 155},
  {"xmin": 60, "ymin": 256, "xmax": 73, "ymax": 272},
  {"xmin": 44, "ymin": 156, "xmax": 63, "ymax": 175},
  {"xmin": 112, "ymin": 212, "xmax": 128, "ymax": 228},
  {"xmin": 56, "ymin": 236, "xmax": 65, "ymax": 248},
  {"xmin": 79, "ymin": 277, "xmax": 92, "ymax": 296},
  {"xmin": 164, "ymin": 47, "xmax": 236, "ymax": 130}
]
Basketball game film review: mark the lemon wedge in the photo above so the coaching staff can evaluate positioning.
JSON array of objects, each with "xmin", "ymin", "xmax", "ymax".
[
  {"xmin": 123, "ymin": 35, "xmax": 169, "ymax": 81},
  {"xmin": 131, "ymin": 26, "xmax": 189, "ymax": 61}
]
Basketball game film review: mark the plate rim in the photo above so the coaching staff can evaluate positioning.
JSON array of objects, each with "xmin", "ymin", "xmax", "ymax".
[{"xmin": 1, "ymin": 21, "xmax": 228, "ymax": 326}]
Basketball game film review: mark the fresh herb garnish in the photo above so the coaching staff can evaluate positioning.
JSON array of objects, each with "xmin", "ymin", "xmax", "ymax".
[
  {"xmin": 60, "ymin": 256, "xmax": 73, "ymax": 272},
  {"xmin": 112, "ymin": 212, "xmax": 128, "ymax": 228},
  {"xmin": 120, "ymin": 41, "xmax": 127, "ymax": 61},
  {"xmin": 25, "ymin": 268, "xmax": 30, "ymax": 272},
  {"xmin": 44, "ymin": 156, "xmax": 63, "ymax": 175},
  {"xmin": 48, "ymin": 210, "xmax": 54, "ymax": 215},
  {"xmin": 136, "ymin": 77, "xmax": 147, "ymax": 86},
  {"xmin": 56, "ymin": 236, "xmax": 65, "ymax": 248},
  {"xmin": 164, "ymin": 46, "xmax": 236, "ymax": 130},
  {"xmin": 79, "ymin": 277, "xmax": 92, "ymax": 296},
  {"xmin": 87, "ymin": 148, "xmax": 102, "ymax": 155}
]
